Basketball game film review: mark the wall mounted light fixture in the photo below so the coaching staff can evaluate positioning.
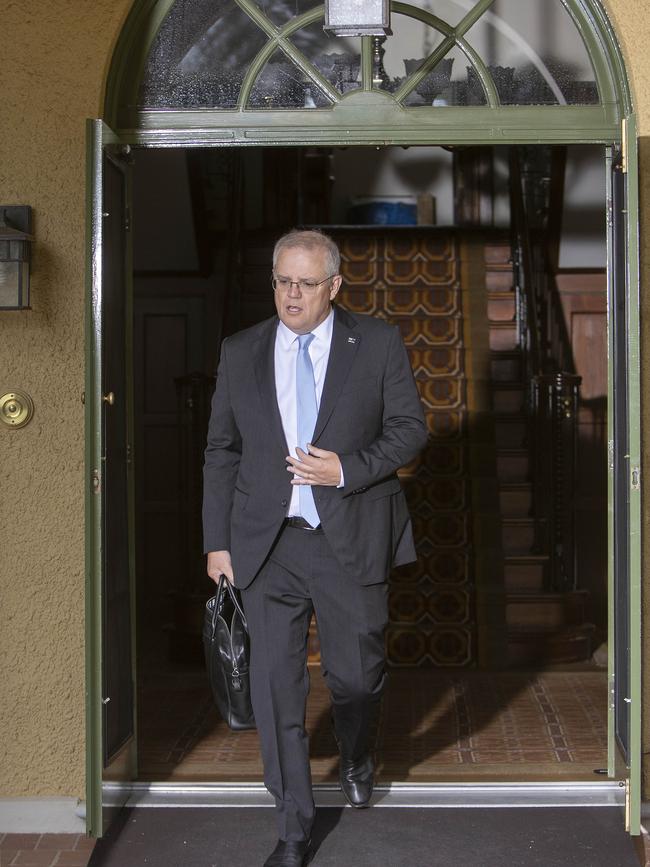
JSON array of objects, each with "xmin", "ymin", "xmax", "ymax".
[
  {"xmin": 0, "ymin": 206, "xmax": 33, "ymax": 310},
  {"xmin": 324, "ymin": 0, "xmax": 390, "ymax": 37}
]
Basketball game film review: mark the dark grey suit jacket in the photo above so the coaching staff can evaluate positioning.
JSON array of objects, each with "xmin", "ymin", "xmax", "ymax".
[{"xmin": 202, "ymin": 304, "xmax": 427, "ymax": 589}]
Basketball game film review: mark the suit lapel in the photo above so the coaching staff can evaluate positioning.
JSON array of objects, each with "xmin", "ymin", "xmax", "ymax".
[
  {"xmin": 253, "ymin": 317, "xmax": 289, "ymax": 455},
  {"xmin": 312, "ymin": 305, "xmax": 360, "ymax": 443}
]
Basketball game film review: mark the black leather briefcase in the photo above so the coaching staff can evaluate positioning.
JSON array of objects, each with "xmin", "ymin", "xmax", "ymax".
[{"xmin": 203, "ymin": 574, "xmax": 256, "ymax": 731}]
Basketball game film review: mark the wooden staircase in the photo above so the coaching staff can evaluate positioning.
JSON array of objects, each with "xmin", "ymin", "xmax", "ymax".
[{"xmin": 484, "ymin": 238, "xmax": 595, "ymax": 666}]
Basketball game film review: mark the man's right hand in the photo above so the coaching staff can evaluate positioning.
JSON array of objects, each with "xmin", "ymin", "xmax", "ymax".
[{"xmin": 207, "ymin": 550, "xmax": 234, "ymax": 586}]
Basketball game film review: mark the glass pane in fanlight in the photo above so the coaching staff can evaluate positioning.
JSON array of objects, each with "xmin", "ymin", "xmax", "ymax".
[
  {"xmin": 464, "ymin": 0, "xmax": 599, "ymax": 105},
  {"xmin": 139, "ymin": 0, "xmax": 267, "ymax": 109},
  {"xmin": 402, "ymin": 44, "xmax": 486, "ymax": 107},
  {"xmin": 248, "ymin": 48, "xmax": 334, "ymax": 108},
  {"xmin": 254, "ymin": 0, "xmax": 480, "ymax": 28},
  {"xmin": 252, "ymin": 0, "xmax": 328, "ymax": 26},
  {"xmin": 420, "ymin": 0, "xmax": 482, "ymax": 28},
  {"xmin": 400, "ymin": 44, "xmax": 459, "ymax": 108},
  {"xmin": 290, "ymin": 22, "xmax": 361, "ymax": 96},
  {"xmin": 374, "ymin": 12, "xmax": 442, "ymax": 95}
]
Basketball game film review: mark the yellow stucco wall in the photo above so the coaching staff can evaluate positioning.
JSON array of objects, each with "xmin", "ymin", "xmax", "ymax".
[
  {"xmin": 0, "ymin": 0, "xmax": 131, "ymax": 798},
  {"xmin": 0, "ymin": 0, "xmax": 649, "ymax": 803}
]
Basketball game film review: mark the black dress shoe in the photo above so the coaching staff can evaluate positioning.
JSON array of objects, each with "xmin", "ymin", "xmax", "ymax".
[
  {"xmin": 339, "ymin": 753, "xmax": 374, "ymax": 808},
  {"xmin": 263, "ymin": 838, "xmax": 312, "ymax": 866}
]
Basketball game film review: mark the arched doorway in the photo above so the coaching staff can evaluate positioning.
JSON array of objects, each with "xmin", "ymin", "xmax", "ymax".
[{"xmin": 85, "ymin": 0, "xmax": 641, "ymax": 839}]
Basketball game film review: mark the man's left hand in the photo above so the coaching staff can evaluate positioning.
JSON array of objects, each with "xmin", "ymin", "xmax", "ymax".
[{"xmin": 287, "ymin": 445, "xmax": 342, "ymax": 486}]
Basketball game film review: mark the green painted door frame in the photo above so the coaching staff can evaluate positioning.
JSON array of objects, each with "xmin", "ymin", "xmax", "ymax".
[
  {"xmin": 605, "ymin": 117, "xmax": 642, "ymax": 834},
  {"xmin": 85, "ymin": 119, "xmax": 138, "ymax": 838},
  {"xmin": 85, "ymin": 0, "xmax": 642, "ymax": 840},
  {"xmin": 625, "ymin": 117, "xmax": 642, "ymax": 836}
]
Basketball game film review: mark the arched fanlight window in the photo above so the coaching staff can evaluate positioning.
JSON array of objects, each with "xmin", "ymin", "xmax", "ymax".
[
  {"xmin": 106, "ymin": 0, "xmax": 628, "ymax": 141},
  {"xmin": 137, "ymin": 0, "xmax": 600, "ymax": 112}
]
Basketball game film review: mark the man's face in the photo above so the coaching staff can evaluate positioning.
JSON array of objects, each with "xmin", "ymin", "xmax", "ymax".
[{"xmin": 273, "ymin": 245, "xmax": 341, "ymax": 335}]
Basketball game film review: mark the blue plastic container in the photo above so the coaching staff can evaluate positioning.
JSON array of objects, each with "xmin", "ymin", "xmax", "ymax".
[{"xmin": 347, "ymin": 200, "xmax": 418, "ymax": 225}]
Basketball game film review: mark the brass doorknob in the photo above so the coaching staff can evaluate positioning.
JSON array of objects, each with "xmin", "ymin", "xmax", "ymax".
[{"xmin": 103, "ymin": 392, "xmax": 115, "ymax": 405}]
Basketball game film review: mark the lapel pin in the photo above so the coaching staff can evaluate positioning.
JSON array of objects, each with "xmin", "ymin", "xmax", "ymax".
[{"xmin": 348, "ymin": 336, "xmax": 357, "ymax": 344}]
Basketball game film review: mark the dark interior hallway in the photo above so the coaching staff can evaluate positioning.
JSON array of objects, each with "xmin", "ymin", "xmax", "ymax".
[{"xmin": 131, "ymin": 144, "xmax": 609, "ymax": 786}]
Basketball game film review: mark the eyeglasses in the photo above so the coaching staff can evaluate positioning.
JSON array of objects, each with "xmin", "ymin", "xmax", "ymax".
[{"xmin": 271, "ymin": 274, "xmax": 337, "ymax": 294}]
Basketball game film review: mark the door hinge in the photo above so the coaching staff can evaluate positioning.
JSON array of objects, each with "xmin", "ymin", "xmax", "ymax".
[
  {"xmin": 631, "ymin": 465, "xmax": 641, "ymax": 491},
  {"xmin": 125, "ymin": 204, "xmax": 131, "ymax": 233},
  {"xmin": 625, "ymin": 778, "xmax": 630, "ymax": 832},
  {"xmin": 91, "ymin": 469, "xmax": 101, "ymax": 494}
]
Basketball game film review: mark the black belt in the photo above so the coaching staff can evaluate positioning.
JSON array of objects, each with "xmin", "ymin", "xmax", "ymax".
[{"xmin": 284, "ymin": 516, "xmax": 323, "ymax": 532}]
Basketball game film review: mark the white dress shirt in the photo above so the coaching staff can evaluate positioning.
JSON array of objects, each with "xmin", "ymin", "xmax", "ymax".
[{"xmin": 274, "ymin": 307, "xmax": 342, "ymax": 517}]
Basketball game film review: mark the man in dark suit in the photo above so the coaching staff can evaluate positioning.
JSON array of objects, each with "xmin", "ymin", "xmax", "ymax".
[{"xmin": 203, "ymin": 229, "xmax": 427, "ymax": 867}]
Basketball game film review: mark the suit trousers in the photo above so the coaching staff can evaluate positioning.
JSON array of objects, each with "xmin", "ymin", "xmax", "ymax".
[{"xmin": 240, "ymin": 523, "xmax": 389, "ymax": 842}]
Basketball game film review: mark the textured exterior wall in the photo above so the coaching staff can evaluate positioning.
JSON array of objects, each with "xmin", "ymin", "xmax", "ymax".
[
  {"xmin": 606, "ymin": 1, "xmax": 650, "ymax": 133},
  {"xmin": 0, "ymin": 0, "xmax": 648, "ymax": 802},
  {"xmin": 0, "ymin": 1, "xmax": 131, "ymax": 797}
]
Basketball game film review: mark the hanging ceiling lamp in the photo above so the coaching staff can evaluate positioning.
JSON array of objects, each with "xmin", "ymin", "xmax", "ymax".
[{"xmin": 324, "ymin": 0, "xmax": 391, "ymax": 37}]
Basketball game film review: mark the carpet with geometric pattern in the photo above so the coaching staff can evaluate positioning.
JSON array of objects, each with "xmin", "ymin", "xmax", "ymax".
[{"xmin": 138, "ymin": 668, "xmax": 607, "ymax": 783}]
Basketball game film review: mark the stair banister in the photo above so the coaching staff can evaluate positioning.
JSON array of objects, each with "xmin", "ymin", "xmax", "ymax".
[{"xmin": 508, "ymin": 147, "xmax": 581, "ymax": 593}]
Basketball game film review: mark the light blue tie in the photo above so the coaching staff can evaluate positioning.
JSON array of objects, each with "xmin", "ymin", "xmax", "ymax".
[{"xmin": 296, "ymin": 333, "xmax": 320, "ymax": 528}]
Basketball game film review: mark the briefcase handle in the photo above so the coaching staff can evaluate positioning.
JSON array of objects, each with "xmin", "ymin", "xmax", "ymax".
[{"xmin": 212, "ymin": 573, "xmax": 249, "ymax": 632}]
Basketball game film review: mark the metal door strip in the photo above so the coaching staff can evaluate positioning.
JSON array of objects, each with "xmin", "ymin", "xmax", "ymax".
[{"xmin": 103, "ymin": 781, "xmax": 625, "ymax": 809}]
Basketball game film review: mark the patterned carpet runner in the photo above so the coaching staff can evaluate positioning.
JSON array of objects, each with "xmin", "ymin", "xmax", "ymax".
[{"xmin": 137, "ymin": 669, "xmax": 607, "ymax": 782}]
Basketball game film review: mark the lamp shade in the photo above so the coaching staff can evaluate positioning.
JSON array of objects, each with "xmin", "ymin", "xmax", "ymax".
[
  {"xmin": 324, "ymin": 0, "xmax": 390, "ymax": 37},
  {"xmin": 0, "ymin": 207, "xmax": 33, "ymax": 310}
]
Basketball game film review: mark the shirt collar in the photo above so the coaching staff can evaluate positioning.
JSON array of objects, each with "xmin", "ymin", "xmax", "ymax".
[{"xmin": 276, "ymin": 306, "xmax": 335, "ymax": 350}]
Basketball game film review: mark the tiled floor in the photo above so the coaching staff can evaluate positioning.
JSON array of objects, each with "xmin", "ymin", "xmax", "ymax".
[
  {"xmin": 0, "ymin": 834, "xmax": 95, "ymax": 867},
  {"xmin": 137, "ymin": 666, "xmax": 608, "ymax": 782}
]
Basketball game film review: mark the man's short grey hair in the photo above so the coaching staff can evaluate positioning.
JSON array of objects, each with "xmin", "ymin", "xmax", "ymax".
[{"xmin": 272, "ymin": 229, "xmax": 341, "ymax": 277}]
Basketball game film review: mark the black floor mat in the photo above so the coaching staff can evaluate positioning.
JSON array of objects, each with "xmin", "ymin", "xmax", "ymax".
[{"xmin": 88, "ymin": 806, "xmax": 638, "ymax": 867}]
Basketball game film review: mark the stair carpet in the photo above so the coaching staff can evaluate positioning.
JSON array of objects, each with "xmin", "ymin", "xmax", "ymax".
[{"xmin": 484, "ymin": 240, "xmax": 595, "ymax": 667}]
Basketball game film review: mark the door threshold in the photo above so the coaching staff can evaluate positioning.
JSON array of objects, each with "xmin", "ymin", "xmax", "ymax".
[{"xmin": 104, "ymin": 781, "xmax": 625, "ymax": 809}]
